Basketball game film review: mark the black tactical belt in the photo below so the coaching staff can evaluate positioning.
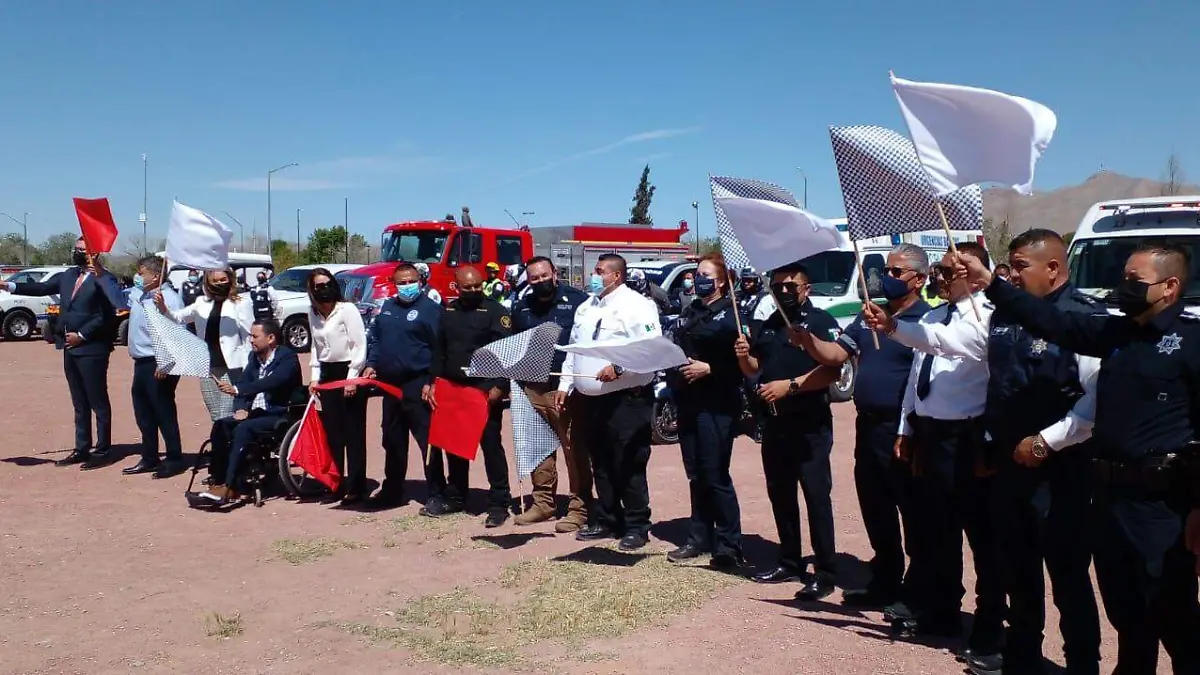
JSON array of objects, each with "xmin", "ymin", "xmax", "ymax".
[{"xmin": 1093, "ymin": 455, "xmax": 1183, "ymax": 493}]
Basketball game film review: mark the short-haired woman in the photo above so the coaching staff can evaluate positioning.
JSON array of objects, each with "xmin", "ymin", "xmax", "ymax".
[{"xmin": 308, "ymin": 268, "xmax": 368, "ymax": 504}]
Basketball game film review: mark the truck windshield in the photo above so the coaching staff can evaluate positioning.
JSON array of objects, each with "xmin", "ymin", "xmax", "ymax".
[
  {"xmin": 1069, "ymin": 234, "xmax": 1200, "ymax": 302},
  {"xmin": 798, "ymin": 251, "xmax": 855, "ymax": 297},
  {"xmin": 339, "ymin": 274, "xmax": 376, "ymax": 303},
  {"xmin": 381, "ymin": 231, "xmax": 448, "ymax": 263}
]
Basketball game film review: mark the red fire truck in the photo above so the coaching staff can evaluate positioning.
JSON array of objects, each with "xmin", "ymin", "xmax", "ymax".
[{"xmin": 548, "ymin": 221, "xmax": 693, "ymax": 287}]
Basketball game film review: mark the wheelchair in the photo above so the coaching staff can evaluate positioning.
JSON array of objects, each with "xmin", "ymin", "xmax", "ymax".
[{"xmin": 185, "ymin": 396, "xmax": 319, "ymax": 509}]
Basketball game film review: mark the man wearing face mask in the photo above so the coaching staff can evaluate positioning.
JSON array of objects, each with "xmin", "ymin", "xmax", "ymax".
[
  {"xmin": 559, "ymin": 253, "xmax": 662, "ymax": 551},
  {"xmin": 250, "ymin": 271, "xmax": 280, "ymax": 322},
  {"xmin": 361, "ymin": 263, "xmax": 442, "ymax": 509},
  {"xmin": 0, "ymin": 237, "xmax": 124, "ymax": 469},
  {"xmin": 956, "ymin": 244, "xmax": 1200, "ymax": 675},
  {"xmin": 510, "ymin": 256, "xmax": 590, "ymax": 530},
  {"xmin": 736, "ymin": 267, "xmax": 767, "ymax": 327},
  {"xmin": 676, "ymin": 270, "xmax": 697, "ymax": 312},
  {"xmin": 734, "ymin": 261, "xmax": 852, "ymax": 600},
  {"xmin": 867, "ymin": 234, "xmax": 1102, "ymax": 675},
  {"xmin": 428, "ymin": 266, "xmax": 513, "ymax": 527}
]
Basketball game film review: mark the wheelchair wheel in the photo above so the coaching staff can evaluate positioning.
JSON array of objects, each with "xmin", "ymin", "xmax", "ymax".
[
  {"xmin": 254, "ymin": 487, "xmax": 264, "ymax": 507},
  {"xmin": 277, "ymin": 420, "xmax": 329, "ymax": 499}
]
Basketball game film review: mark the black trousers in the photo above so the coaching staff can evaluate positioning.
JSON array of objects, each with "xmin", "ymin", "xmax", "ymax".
[
  {"xmin": 131, "ymin": 357, "xmax": 182, "ymax": 462},
  {"xmin": 63, "ymin": 350, "xmax": 111, "ymax": 455},
  {"xmin": 677, "ymin": 402, "xmax": 742, "ymax": 558},
  {"xmin": 209, "ymin": 412, "xmax": 282, "ymax": 487},
  {"xmin": 578, "ymin": 388, "xmax": 653, "ymax": 536},
  {"xmin": 379, "ymin": 388, "xmax": 436, "ymax": 499},
  {"xmin": 992, "ymin": 447, "xmax": 1099, "ymax": 674},
  {"xmin": 318, "ymin": 362, "xmax": 368, "ymax": 496},
  {"xmin": 760, "ymin": 420, "xmax": 836, "ymax": 577},
  {"xmin": 907, "ymin": 416, "xmax": 1005, "ymax": 652},
  {"xmin": 1091, "ymin": 488, "xmax": 1199, "ymax": 675},
  {"xmin": 426, "ymin": 396, "xmax": 510, "ymax": 512},
  {"xmin": 853, "ymin": 407, "xmax": 913, "ymax": 597}
]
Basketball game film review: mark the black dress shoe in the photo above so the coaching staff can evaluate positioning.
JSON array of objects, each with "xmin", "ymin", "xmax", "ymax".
[
  {"xmin": 709, "ymin": 553, "xmax": 750, "ymax": 575},
  {"xmin": 575, "ymin": 525, "xmax": 617, "ymax": 542},
  {"xmin": 55, "ymin": 451, "xmax": 89, "ymax": 467},
  {"xmin": 618, "ymin": 533, "xmax": 648, "ymax": 551},
  {"xmin": 666, "ymin": 544, "xmax": 706, "ymax": 563},
  {"xmin": 882, "ymin": 601, "xmax": 913, "ymax": 622},
  {"xmin": 122, "ymin": 459, "xmax": 160, "ymax": 475},
  {"xmin": 795, "ymin": 576, "xmax": 836, "ymax": 601},
  {"xmin": 752, "ymin": 565, "xmax": 804, "ymax": 584},
  {"xmin": 841, "ymin": 587, "xmax": 896, "ymax": 609},
  {"xmin": 152, "ymin": 460, "xmax": 185, "ymax": 479},
  {"xmin": 484, "ymin": 510, "xmax": 510, "ymax": 528},
  {"xmin": 80, "ymin": 455, "xmax": 109, "ymax": 471},
  {"xmin": 366, "ymin": 492, "xmax": 406, "ymax": 510},
  {"xmin": 419, "ymin": 498, "xmax": 463, "ymax": 517},
  {"xmin": 893, "ymin": 614, "xmax": 960, "ymax": 639},
  {"xmin": 965, "ymin": 652, "xmax": 1003, "ymax": 675}
]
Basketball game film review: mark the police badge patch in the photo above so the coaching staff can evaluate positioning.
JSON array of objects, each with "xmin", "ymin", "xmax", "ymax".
[
  {"xmin": 1157, "ymin": 332, "xmax": 1183, "ymax": 355},
  {"xmin": 500, "ymin": 315, "xmax": 512, "ymax": 329},
  {"xmin": 1030, "ymin": 339, "xmax": 1047, "ymax": 355},
  {"xmin": 406, "ymin": 309, "xmax": 418, "ymax": 321}
]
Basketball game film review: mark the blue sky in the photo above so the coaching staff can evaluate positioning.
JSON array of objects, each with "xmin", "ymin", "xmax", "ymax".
[{"xmin": 1, "ymin": 0, "xmax": 1197, "ymax": 249}]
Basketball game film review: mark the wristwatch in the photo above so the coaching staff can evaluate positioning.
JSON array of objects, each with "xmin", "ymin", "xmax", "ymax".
[
  {"xmin": 612, "ymin": 365, "xmax": 625, "ymax": 377},
  {"xmin": 1031, "ymin": 435, "xmax": 1049, "ymax": 460},
  {"xmin": 788, "ymin": 378, "xmax": 800, "ymax": 396}
]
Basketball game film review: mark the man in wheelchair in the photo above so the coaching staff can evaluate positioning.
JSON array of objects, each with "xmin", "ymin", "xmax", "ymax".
[{"xmin": 196, "ymin": 318, "xmax": 303, "ymax": 506}]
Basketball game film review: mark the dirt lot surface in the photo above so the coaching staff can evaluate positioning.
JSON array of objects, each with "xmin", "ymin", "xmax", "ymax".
[{"xmin": 1, "ymin": 342, "xmax": 1132, "ymax": 674}]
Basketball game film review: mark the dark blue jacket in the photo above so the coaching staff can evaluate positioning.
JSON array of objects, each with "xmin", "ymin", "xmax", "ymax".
[
  {"xmin": 15, "ymin": 267, "xmax": 125, "ymax": 356},
  {"xmin": 510, "ymin": 283, "xmax": 588, "ymax": 386},
  {"xmin": 365, "ymin": 295, "xmax": 441, "ymax": 396},
  {"xmin": 235, "ymin": 347, "xmax": 303, "ymax": 415}
]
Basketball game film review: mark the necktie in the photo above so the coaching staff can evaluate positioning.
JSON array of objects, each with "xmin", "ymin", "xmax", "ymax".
[
  {"xmin": 915, "ymin": 304, "xmax": 955, "ymax": 400},
  {"xmin": 71, "ymin": 271, "xmax": 87, "ymax": 299}
]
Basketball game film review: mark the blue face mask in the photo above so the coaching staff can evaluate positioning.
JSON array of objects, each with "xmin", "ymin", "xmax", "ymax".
[
  {"xmin": 693, "ymin": 276, "xmax": 716, "ymax": 297},
  {"xmin": 880, "ymin": 274, "xmax": 911, "ymax": 300},
  {"xmin": 683, "ymin": 278, "xmax": 694, "ymax": 290},
  {"xmin": 133, "ymin": 275, "xmax": 145, "ymax": 290},
  {"xmin": 588, "ymin": 274, "xmax": 606, "ymax": 294},
  {"xmin": 396, "ymin": 282, "xmax": 421, "ymax": 303}
]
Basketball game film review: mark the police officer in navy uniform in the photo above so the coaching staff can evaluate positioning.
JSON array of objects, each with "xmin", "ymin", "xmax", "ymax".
[
  {"xmin": 249, "ymin": 271, "xmax": 278, "ymax": 322},
  {"xmin": 361, "ymin": 262, "xmax": 442, "ymax": 509},
  {"xmin": 735, "ymin": 261, "xmax": 854, "ymax": 600},
  {"xmin": 736, "ymin": 266, "xmax": 768, "ymax": 327},
  {"xmin": 956, "ymin": 243, "xmax": 1200, "ymax": 675},
  {"xmin": 809, "ymin": 244, "xmax": 932, "ymax": 610},
  {"xmin": 428, "ymin": 265, "xmax": 513, "ymax": 527}
]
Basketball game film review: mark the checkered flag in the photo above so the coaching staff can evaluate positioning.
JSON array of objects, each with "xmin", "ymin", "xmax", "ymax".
[
  {"xmin": 467, "ymin": 322, "xmax": 563, "ymax": 383},
  {"xmin": 710, "ymin": 176, "xmax": 800, "ymax": 271},
  {"xmin": 510, "ymin": 381, "xmax": 562, "ymax": 478},
  {"xmin": 829, "ymin": 125, "xmax": 983, "ymax": 241},
  {"xmin": 145, "ymin": 308, "xmax": 210, "ymax": 377}
]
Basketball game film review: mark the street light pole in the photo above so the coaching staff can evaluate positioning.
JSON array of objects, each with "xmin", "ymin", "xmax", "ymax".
[
  {"xmin": 267, "ymin": 162, "xmax": 299, "ymax": 249},
  {"xmin": 1, "ymin": 212, "xmax": 29, "ymax": 265},
  {"xmin": 344, "ymin": 197, "xmax": 350, "ymax": 263},
  {"xmin": 796, "ymin": 168, "xmax": 808, "ymax": 208},
  {"xmin": 691, "ymin": 201, "xmax": 700, "ymax": 255},
  {"xmin": 222, "ymin": 211, "xmax": 246, "ymax": 252},
  {"xmin": 296, "ymin": 208, "xmax": 302, "ymax": 255},
  {"xmin": 141, "ymin": 153, "xmax": 148, "ymax": 254}
]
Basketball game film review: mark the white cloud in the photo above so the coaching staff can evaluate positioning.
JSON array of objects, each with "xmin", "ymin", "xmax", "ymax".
[
  {"xmin": 213, "ymin": 152, "xmax": 449, "ymax": 192},
  {"xmin": 212, "ymin": 177, "xmax": 350, "ymax": 192},
  {"xmin": 504, "ymin": 126, "xmax": 701, "ymax": 183}
]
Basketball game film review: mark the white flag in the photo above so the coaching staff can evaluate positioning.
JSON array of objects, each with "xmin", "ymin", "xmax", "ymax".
[
  {"xmin": 891, "ymin": 74, "xmax": 1057, "ymax": 196},
  {"xmin": 557, "ymin": 335, "xmax": 687, "ymax": 373},
  {"xmin": 715, "ymin": 195, "xmax": 845, "ymax": 272},
  {"xmin": 466, "ymin": 323, "xmax": 563, "ymax": 383},
  {"xmin": 166, "ymin": 201, "xmax": 234, "ymax": 270},
  {"xmin": 145, "ymin": 309, "xmax": 211, "ymax": 377}
]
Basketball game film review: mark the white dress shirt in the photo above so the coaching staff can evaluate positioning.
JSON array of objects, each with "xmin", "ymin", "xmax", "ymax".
[
  {"xmin": 891, "ymin": 291, "xmax": 1099, "ymax": 449},
  {"xmin": 309, "ymin": 302, "xmax": 367, "ymax": 382},
  {"xmin": 558, "ymin": 283, "xmax": 662, "ymax": 396},
  {"xmin": 168, "ymin": 296, "xmax": 255, "ymax": 370}
]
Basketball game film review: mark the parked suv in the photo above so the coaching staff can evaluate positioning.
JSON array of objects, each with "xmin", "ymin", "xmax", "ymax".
[{"xmin": 1, "ymin": 266, "xmax": 70, "ymax": 340}]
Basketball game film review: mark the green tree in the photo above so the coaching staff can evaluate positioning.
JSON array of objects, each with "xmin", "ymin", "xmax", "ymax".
[
  {"xmin": 0, "ymin": 233, "xmax": 27, "ymax": 265},
  {"xmin": 1063, "ymin": 231, "xmax": 1075, "ymax": 246},
  {"xmin": 271, "ymin": 239, "xmax": 299, "ymax": 271},
  {"xmin": 628, "ymin": 164, "xmax": 656, "ymax": 225},
  {"xmin": 303, "ymin": 226, "xmax": 350, "ymax": 264},
  {"xmin": 32, "ymin": 232, "xmax": 80, "ymax": 265}
]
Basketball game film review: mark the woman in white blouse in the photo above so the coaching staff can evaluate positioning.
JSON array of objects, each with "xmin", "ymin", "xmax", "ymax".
[
  {"xmin": 156, "ymin": 267, "xmax": 255, "ymax": 422},
  {"xmin": 307, "ymin": 268, "xmax": 368, "ymax": 504}
]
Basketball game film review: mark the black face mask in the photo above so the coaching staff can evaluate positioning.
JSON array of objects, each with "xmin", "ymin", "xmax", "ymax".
[
  {"xmin": 209, "ymin": 282, "xmax": 232, "ymax": 298},
  {"xmin": 775, "ymin": 292, "xmax": 799, "ymax": 310},
  {"xmin": 1114, "ymin": 279, "xmax": 1164, "ymax": 316},
  {"xmin": 72, "ymin": 250, "xmax": 88, "ymax": 267},
  {"xmin": 531, "ymin": 279, "xmax": 555, "ymax": 299},
  {"xmin": 312, "ymin": 284, "xmax": 338, "ymax": 303},
  {"xmin": 459, "ymin": 290, "xmax": 484, "ymax": 308}
]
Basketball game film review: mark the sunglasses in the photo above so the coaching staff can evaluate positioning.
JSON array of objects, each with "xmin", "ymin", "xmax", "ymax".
[
  {"xmin": 884, "ymin": 266, "xmax": 914, "ymax": 278},
  {"xmin": 770, "ymin": 281, "xmax": 800, "ymax": 294}
]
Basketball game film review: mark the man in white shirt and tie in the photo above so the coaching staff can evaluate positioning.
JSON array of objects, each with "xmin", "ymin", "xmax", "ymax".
[
  {"xmin": 556, "ymin": 253, "xmax": 662, "ymax": 551},
  {"xmin": 863, "ymin": 241, "xmax": 1006, "ymax": 658}
]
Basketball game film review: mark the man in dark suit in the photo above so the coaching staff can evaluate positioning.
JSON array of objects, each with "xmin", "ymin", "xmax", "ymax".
[
  {"xmin": 0, "ymin": 237, "xmax": 124, "ymax": 469},
  {"xmin": 203, "ymin": 318, "xmax": 302, "ymax": 503}
]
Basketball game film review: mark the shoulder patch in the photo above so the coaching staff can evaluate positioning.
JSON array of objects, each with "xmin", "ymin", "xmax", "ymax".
[
  {"xmin": 982, "ymin": 302, "xmax": 995, "ymax": 310},
  {"xmin": 1072, "ymin": 290, "xmax": 1102, "ymax": 307},
  {"xmin": 500, "ymin": 315, "xmax": 512, "ymax": 328}
]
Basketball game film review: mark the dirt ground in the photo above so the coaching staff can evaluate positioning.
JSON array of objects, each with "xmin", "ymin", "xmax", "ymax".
[{"xmin": 1, "ymin": 341, "xmax": 1132, "ymax": 675}]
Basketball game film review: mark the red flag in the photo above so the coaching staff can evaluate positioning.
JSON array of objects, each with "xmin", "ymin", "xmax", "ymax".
[
  {"xmin": 73, "ymin": 197, "xmax": 119, "ymax": 254},
  {"xmin": 287, "ymin": 399, "xmax": 342, "ymax": 492},
  {"xmin": 428, "ymin": 377, "xmax": 489, "ymax": 461}
]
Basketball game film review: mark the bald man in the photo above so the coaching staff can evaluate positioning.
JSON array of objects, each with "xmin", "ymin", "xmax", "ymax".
[{"xmin": 427, "ymin": 266, "xmax": 514, "ymax": 527}]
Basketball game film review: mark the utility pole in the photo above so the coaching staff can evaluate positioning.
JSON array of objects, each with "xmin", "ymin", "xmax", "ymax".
[
  {"xmin": 344, "ymin": 197, "xmax": 350, "ymax": 263},
  {"xmin": 0, "ymin": 212, "xmax": 28, "ymax": 265},
  {"xmin": 691, "ymin": 201, "xmax": 700, "ymax": 255},
  {"xmin": 295, "ymin": 208, "xmax": 302, "ymax": 256},
  {"xmin": 222, "ymin": 211, "xmax": 246, "ymax": 252},
  {"xmin": 267, "ymin": 162, "xmax": 298, "ymax": 248},
  {"xmin": 796, "ymin": 168, "xmax": 808, "ymax": 208},
  {"xmin": 141, "ymin": 153, "xmax": 148, "ymax": 255}
]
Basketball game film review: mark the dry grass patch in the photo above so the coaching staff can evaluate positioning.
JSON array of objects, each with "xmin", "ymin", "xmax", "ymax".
[
  {"xmin": 272, "ymin": 537, "xmax": 366, "ymax": 565},
  {"xmin": 203, "ymin": 611, "xmax": 243, "ymax": 639}
]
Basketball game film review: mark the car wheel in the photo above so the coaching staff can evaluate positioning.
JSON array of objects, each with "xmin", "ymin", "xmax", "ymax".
[
  {"xmin": 829, "ymin": 360, "xmax": 855, "ymax": 403},
  {"xmin": 283, "ymin": 317, "xmax": 311, "ymax": 352},
  {"xmin": 116, "ymin": 318, "xmax": 130, "ymax": 346},
  {"xmin": 3, "ymin": 310, "xmax": 35, "ymax": 341}
]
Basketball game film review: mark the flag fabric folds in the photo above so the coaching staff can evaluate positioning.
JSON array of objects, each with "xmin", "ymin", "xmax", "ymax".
[
  {"xmin": 891, "ymin": 74, "xmax": 1057, "ymax": 196},
  {"xmin": 710, "ymin": 176, "xmax": 796, "ymax": 270},
  {"xmin": 829, "ymin": 125, "xmax": 984, "ymax": 240},
  {"xmin": 558, "ymin": 335, "xmax": 688, "ymax": 373},
  {"xmin": 713, "ymin": 187, "xmax": 846, "ymax": 273},
  {"xmin": 145, "ymin": 308, "xmax": 211, "ymax": 377},
  {"xmin": 467, "ymin": 323, "xmax": 563, "ymax": 383},
  {"xmin": 287, "ymin": 398, "xmax": 342, "ymax": 492},
  {"xmin": 73, "ymin": 197, "xmax": 119, "ymax": 254},
  {"xmin": 166, "ymin": 201, "xmax": 234, "ymax": 270},
  {"xmin": 428, "ymin": 378, "xmax": 490, "ymax": 461},
  {"xmin": 510, "ymin": 381, "xmax": 561, "ymax": 477}
]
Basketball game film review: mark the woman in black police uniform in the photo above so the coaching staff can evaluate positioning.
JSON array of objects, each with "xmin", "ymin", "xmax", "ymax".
[{"xmin": 665, "ymin": 252, "xmax": 746, "ymax": 570}]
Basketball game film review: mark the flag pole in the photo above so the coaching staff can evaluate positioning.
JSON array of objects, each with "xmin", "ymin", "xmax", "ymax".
[
  {"xmin": 889, "ymin": 69, "xmax": 983, "ymax": 322},
  {"xmin": 725, "ymin": 271, "xmax": 745, "ymax": 337},
  {"xmin": 850, "ymin": 240, "xmax": 881, "ymax": 349}
]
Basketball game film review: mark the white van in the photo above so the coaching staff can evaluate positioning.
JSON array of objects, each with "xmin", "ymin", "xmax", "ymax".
[
  {"xmin": 1067, "ymin": 196, "xmax": 1200, "ymax": 313},
  {"xmin": 158, "ymin": 251, "xmax": 275, "ymax": 292}
]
